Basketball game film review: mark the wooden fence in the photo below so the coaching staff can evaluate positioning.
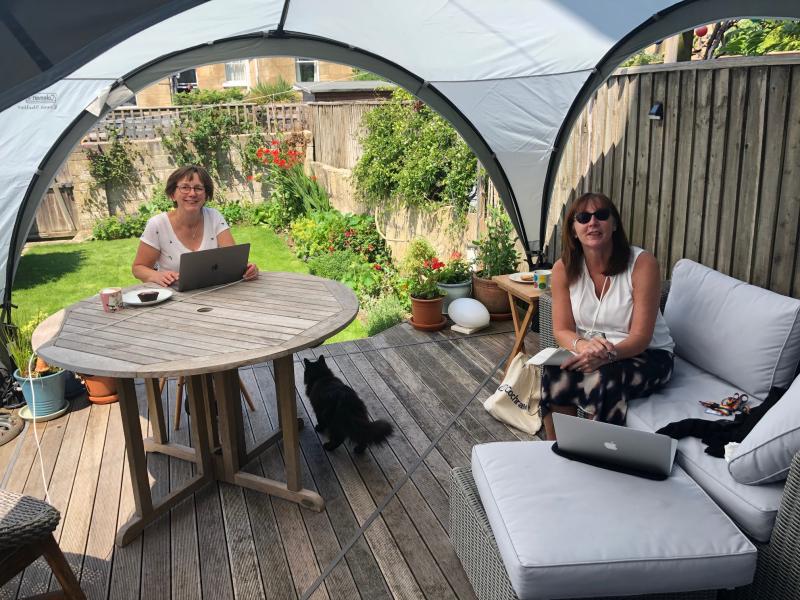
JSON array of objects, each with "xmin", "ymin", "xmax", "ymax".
[
  {"xmin": 546, "ymin": 53, "xmax": 800, "ymax": 298},
  {"xmin": 85, "ymin": 102, "xmax": 308, "ymax": 140},
  {"xmin": 307, "ymin": 101, "xmax": 385, "ymax": 169}
]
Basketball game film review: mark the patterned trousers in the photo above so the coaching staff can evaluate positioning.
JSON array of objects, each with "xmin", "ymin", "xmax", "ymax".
[{"xmin": 540, "ymin": 349, "xmax": 674, "ymax": 425}]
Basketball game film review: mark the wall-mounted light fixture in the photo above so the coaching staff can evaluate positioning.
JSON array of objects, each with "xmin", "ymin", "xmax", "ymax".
[{"xmin": 648, "ymin": 101, "xmax": 664, "ymax": 121}]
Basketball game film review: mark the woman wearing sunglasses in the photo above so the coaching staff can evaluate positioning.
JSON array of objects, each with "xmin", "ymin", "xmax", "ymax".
[
  {"xmin": 541, "ymin": 192, "xmax": 674, "ymax": 440},
  {"xmin": 132, "ymin": 165, "xmax": 259, "ymax": 286}
]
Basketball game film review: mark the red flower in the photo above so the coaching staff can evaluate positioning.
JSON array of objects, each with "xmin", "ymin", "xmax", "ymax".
[
  {"xmin": 246, "ymin": 175, "xmax": 254, "ymax": 181},
  {"xmin": 373, "ymin": 264, "xmax": 382, "ymax": 271},
  {"xmin": 329, "ymin": 245, "xmax": 335, "ymax": 252},
  {"xmin": 451, "ymin": 251, "xmax": 462, "ymax": 260},
  {"xmin": 271, "ymin": 140, "xmax": 280, "ymax": 146},
  {"xmin": 344, "ymin": 230, "xmax": 353, "ymax": 238},
  {"xmin": 271, "ymin": 149, "xmax": 279, "ymax": 157},
  {"xmin": 256, "ymin": 148, "xmax": 265, "ymax": 158}
]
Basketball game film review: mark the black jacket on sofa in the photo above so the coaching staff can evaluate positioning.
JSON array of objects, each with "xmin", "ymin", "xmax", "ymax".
[{"xmin": 657, "ymin": 386, "xmax": 786, "ymax": 458}]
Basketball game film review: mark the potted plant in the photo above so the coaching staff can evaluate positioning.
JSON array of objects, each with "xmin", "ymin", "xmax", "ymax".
[
  {"xmin": 437, "ymin": 252, "xmax": 473, "ymax": 314},
  {"xmin": 3, "ymin": 313, "xmax": 68, "ymax": 420},
  {"xmin": 472, "ymin": 208, "xmax": 520, "ymax": 319},
  {"xmin": 407, "ymin": 256, "xmax": 447, "ymax": 330}
]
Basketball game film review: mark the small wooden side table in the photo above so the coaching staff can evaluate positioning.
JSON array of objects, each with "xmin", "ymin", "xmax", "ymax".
[{"xmin": 492, "ymin": 275, "xmax": 546, "ymax": 372}]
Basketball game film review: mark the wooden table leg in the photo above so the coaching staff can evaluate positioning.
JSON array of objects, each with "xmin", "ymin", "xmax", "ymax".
[
  {"xmin": 505, "ymin": 296, "xmax": 539, "ymax": 373},
  {"xmin": 144, "ymin": 378, "xmax": 167, "ymax": 444},
  {"xmin": 274, "ymin": 356, "xmax": 300, "ymax": 491},
  {"xmin": 213, "ymin": 361, "xmax": 324, "ymax": 511},
  {"xmin": 116, "ymin": 378, "xmax": 213, "ymax": 547}
]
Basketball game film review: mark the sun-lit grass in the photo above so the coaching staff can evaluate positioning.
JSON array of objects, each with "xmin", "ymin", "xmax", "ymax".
[{"xmin": 12, "ymin": 226, "xmax": 366, "ymax": 343}]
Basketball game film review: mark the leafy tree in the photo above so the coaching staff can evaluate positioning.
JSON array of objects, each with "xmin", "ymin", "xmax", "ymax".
[{"xmin": 717, "ymin": 19, "xmax": 800, "ymax": 56}]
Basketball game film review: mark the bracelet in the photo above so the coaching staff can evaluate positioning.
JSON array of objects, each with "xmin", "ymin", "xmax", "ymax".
[{"xmin": 571, "ymin": 337, "xmax": 581, "ymax": 352}]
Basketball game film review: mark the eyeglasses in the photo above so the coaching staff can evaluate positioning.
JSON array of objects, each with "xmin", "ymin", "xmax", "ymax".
[
  {"xmin": 176, "ymin": 184, "xmax": 206, "ymax": 194},
  {"xmin": 574, "ymin": 208, "xmax": 611, "ymax": 225}
]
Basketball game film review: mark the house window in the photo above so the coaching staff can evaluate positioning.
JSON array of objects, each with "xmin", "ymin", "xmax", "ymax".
[
  {"xmin": 295, "ymin": 58, "xmax": 318, "ymax": 82},
  {"xmin": 224, "ymin": 60, "xmax": 249, "ymax": 87}
]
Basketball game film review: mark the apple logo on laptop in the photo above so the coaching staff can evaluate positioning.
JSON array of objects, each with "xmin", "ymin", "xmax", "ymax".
[{"xmin": 604, "ymin": 441, "xmax": 618, "ymax": 451}]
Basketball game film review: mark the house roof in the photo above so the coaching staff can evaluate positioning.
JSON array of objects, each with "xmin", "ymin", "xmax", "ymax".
[
  {"xmin": 292, "ymin": 81, "xmax": 396, "ymax": 94},
  {"xmin": 2, "ymin": 0, "xmax": 799, "ymax": 307}
]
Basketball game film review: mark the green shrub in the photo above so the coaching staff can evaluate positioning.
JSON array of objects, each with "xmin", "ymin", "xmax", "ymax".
[
  {"xmin": 365, "ymin": 294, "xmax": 407, "ymax": 336},
  {"xmin": 621, "ymin": 52, "xmax": 663, "ymax": 67},
  {"xmin": 353, "ymin": 88, "xmax": 477, "ymax": 217},
  {"xmin": 173, "ymin": 88, "xmax": 245, "ymax": 105},
  {"xmin": 246, "ymin": 78, "xmax": 298, "ymax": 103},
  {"xmin": 291, "ymin": 211, "xmax": 345, "ymax": 259},
  {"xmin": 308, "ymin": 250, "xmax": 383, "ymax": 301}
]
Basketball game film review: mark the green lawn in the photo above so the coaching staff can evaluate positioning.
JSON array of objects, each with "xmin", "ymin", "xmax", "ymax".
[{"xmin": 12, "ymin": 226, "xmax": 367, "ymax": 344}]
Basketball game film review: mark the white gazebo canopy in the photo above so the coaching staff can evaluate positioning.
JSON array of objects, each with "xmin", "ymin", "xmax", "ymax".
[{"xmin": 2, "ymin": 0, "xmax": 798, "ymax": 311}]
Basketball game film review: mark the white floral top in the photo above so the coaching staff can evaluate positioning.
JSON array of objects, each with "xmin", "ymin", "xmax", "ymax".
[{"xmin": 139, "ymin": 207, "xmax": 229, "ymax": 272}]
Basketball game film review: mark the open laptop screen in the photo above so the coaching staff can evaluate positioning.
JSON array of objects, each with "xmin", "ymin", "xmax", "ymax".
[
  {"xmin": 177, "ymin": 243, "xmax": 250, "ymax": 292},
  {"xmin": 552, "ymin": 413, "xmax": 677, "ymax": 480}
]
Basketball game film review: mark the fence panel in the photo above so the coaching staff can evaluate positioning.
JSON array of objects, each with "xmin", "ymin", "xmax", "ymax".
[
  {"xmin": 85, "ymin": 102, "xmax": 308, "ymax": 141},
  {"xmin": 547, "ymin": 53, "xmax": 800, "ymax": 296},
  {"xmin": 307, "ymin": 101, "xmax": 384, "ymax": 169}
]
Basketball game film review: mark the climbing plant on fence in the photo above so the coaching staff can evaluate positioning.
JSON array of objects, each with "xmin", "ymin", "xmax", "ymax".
[
  {"xmin": 159, "ymin": 107, "xmax": 267, "ymax": 181},
  {"xmin": 353, "ymin": 88, "xmax": 477, "ymax": 219}
]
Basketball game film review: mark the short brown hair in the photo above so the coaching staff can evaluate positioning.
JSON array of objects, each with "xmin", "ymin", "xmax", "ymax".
[
  {"xmin": 165, "ymin": 165, "xmax": 214, "ymax": 204},
  {"xmin": 561, "ymin": 192, "xmax": 631, "ymax": 284}
]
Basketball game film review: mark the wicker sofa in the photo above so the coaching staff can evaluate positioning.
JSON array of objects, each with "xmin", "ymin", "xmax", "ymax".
[{"xmin": 450, "ymin": 259, "xmax": 800, "ymax": 599}]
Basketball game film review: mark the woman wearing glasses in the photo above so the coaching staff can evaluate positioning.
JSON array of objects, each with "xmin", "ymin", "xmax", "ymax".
[
  {"xmin": 132, "ymin": 165, "xmax": 259, "ymax": 286},
  {"xmin": 541, "ymin": 192, "xmax": 674, "ymax": 440}
]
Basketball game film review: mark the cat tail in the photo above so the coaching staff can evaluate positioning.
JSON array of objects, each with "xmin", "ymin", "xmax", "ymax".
[{"xmin": 361, "ymin": 419, "xmax": 394, "ymax": 445}]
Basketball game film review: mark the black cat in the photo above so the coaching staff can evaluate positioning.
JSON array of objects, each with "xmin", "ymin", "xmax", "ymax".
[{"xmin": 303, "ymin": 356, "xmax": 393, "ymax": 453}]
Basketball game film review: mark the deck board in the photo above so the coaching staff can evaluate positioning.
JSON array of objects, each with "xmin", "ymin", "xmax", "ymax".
[{"xmin": 1, "ymin": 321, "xmax": 530, "ymax": 599}]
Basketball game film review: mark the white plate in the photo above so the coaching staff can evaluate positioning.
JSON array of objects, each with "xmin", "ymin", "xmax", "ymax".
[
  {"xmin": 123, "ymin": 288, "xmax": 174, "ymax": 307},
  {"xmin": 509, "ymin": 272, "xmax": 536, "ymax": 284}
]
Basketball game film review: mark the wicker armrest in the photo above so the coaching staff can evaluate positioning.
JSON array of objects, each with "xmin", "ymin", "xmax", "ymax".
[
  {"xmin": 0, "ymin": 490, "xmax": 60, "ymax": 552},
  {"xmin": 537, "ymin": 280, "xmax": 671, "ymax": 352}
]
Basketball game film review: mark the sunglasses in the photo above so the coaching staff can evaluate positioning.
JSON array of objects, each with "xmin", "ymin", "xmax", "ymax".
[{"xmin": 574, "ymin": 208, "xmax": 611, "ymax": 225}]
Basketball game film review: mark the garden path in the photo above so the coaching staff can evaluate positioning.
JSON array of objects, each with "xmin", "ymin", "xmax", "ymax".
[{"xmin": 0, "ymin": 320, "xmax": 537, "ymax": 600}]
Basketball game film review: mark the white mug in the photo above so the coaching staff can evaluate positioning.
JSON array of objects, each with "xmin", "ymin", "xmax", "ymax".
[{"xmin": 533, "ymin": 270, "xmax": 552, "ymax": 290}]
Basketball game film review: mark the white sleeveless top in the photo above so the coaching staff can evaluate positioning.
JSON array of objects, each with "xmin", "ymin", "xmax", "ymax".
[
  {"xmin": 569, "ymin": 247, "xmax": 674, "ymax": 353},
  {"xmin": 140, "ymin": 207, "xmax": 230, "ymax": 272}
]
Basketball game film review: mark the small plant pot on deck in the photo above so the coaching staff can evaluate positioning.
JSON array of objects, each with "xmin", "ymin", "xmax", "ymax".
[
  {"xmin": 410, "ymin": 296, "xmax": 447, "ymax": 331},
  {"xmin": 80, "ymin": 374, "xmax": 119, "ymax": 404},
  {"xmin": 471, "ymin": 273, "xmax": 511, "ymax": 320},
  {"xmin": 13, "ymin": 368, "xmax": 68, "ymax": 418}
]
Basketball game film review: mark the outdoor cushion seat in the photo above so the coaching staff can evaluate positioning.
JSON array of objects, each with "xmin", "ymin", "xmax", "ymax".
[
  {"xmin": 626, "ymin": 358, "xmax": 784, "ymax": 542},
  {"xmin": 471, "ymin": 441, "xmax": 757, "ymax": 599}
]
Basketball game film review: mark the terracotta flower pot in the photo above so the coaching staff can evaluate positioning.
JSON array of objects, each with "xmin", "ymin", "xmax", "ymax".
[
  {"xmin": 81, "ymin": 374, "xmax": 119, "ymax": 404},
  {"xmin": 410, "ymin": 296, "xmax": 447, "ymax": 331},
  {"xmin": 471, "ymin": 273, "xmax": 512, "ymax": 320}
]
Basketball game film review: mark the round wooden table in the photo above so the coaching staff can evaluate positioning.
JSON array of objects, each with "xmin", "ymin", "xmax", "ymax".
[{"xmin": 34, "ymin": 273, "xmax": 358, "ymax": 546}]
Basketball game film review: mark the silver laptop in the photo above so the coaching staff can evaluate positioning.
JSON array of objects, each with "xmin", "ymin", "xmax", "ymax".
[
  {"xmin": 177, "ymin": 243, "xmax": 250, "ymax": 292},
  {"xmin": 552, "ymin": 413, "xmax": 678, "ymax": 479}
]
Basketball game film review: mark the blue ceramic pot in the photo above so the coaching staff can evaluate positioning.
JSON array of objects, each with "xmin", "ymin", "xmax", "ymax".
[{"xmin": 13, "ymin": 369, "xmax": 68, "ymax": 417}]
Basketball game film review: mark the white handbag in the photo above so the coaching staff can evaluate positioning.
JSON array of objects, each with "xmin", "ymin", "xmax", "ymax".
[{"xmin": 483, "ymin": 352, "xmax": 542, "ymax": 435}]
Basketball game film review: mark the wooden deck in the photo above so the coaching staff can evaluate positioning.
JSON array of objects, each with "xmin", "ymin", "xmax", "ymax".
[{"xmin": 0, "ymin": 321, "xmax": 538, "ymax": 600}]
